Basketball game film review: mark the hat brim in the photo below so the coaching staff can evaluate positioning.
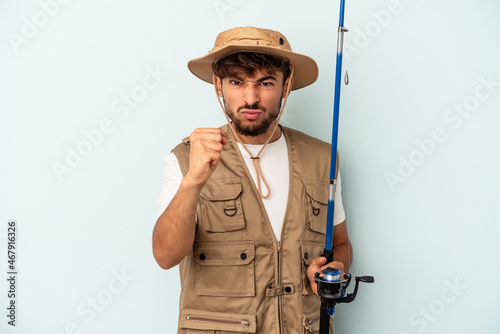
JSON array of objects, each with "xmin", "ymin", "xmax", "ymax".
[{"xmin": 187, "ymin": 45, "xmax": 318, "ymax": 90}]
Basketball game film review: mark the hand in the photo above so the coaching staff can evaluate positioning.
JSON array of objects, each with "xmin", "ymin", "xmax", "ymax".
[
  {"xmin": 184, "ymin": 128, "xmax": 228, "ymax": 187},
  {"xmin": 307, "ymin": 256, "xmax": 346, "ymax": 296}
]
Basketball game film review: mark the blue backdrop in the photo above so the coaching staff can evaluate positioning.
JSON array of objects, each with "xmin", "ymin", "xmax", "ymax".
[{"xmin": 1, "ymin": 0, "xmax": 499, "ymax": 333}]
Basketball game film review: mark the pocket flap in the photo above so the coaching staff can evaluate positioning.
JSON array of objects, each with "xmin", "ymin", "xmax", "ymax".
[
  {"xmin": 200, "ymin": 178, "xmax": 242, "ymax": 201},
  {"xmin": 180, "ymin": 308, "xmax": 256, "ymax": 333},
  {"xmin": 303, "ymin": 179, "xmax": 329, "ymax": 204},
  {"xmin": 194, "ymin": 241, "xmax": 255, "ymax": 266},
  {"xmin": 300, "ymin": 241, "xmax": 325, "ymax": 266}
]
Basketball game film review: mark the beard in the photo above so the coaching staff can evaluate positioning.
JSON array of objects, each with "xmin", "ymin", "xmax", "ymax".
[{"xmin": 224, "ymin": 99, "xmax": 282, "ymax": 137}]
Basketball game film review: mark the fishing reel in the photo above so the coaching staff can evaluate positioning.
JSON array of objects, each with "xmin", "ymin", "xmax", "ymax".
[{"xmin": 315, "ymin": 267, "xmax": 374, "ymax": 316}]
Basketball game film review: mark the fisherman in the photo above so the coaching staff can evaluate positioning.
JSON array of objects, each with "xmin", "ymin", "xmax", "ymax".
[{"xmin": 153, "ymin": 26, "xmax": 352, "ymax": 333}]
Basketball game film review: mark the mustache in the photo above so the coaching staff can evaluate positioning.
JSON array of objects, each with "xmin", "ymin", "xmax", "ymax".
[{"xmin": 237, "ymin": 103, "xmax": 265, "ymax": 112}]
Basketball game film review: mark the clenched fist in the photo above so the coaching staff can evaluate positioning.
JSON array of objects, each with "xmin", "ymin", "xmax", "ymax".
[{"xmin": 184, "ymin": 128, "xmax": 228, "ymax": 188}]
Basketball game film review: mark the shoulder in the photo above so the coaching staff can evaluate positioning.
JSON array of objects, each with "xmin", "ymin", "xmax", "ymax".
[
  {"xmin": 281, "ymin": 126, "xmax": 330, "ymax": 151},
  {"xmin": 172, "ymin": 135, "xmax": 190, "ymax": 157},
  {"xmin": 171, "ymin": 135, "xmax": 192, "ymax": 176},
  {"xmin": 282, "ymin": 126, "xmax": 335, "ymax": 178}
]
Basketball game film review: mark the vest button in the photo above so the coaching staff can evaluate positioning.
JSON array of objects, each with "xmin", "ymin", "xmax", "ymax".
[
  {"xmin": 199, "ymin": 253, "xmax": 206, "ymax": 261},
  {"xmin": 240, "ymin": 253, "xmax": 247, "ymax": 260},
  {"xmin": 304, "ymin": 252, "xmax": 309, "ymax": 260},
  {"xmin": 284, "ymin": 286, "xmax": 292, "ymax": 293}
]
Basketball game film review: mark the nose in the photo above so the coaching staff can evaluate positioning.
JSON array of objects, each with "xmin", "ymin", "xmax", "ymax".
[{"xmin": 243, "ymin": 85, "xmax": 260, "ymax": 106}]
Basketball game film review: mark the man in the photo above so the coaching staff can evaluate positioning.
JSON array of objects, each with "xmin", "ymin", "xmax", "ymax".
[{"xmin": 153, "ymin": 26, "xmax": 352, "ymax": 333}]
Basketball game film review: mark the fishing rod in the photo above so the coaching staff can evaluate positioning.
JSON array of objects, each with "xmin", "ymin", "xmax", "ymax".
[{"xmin": 315, "ymin": 1, "xmax": 374, "ymax": 333}]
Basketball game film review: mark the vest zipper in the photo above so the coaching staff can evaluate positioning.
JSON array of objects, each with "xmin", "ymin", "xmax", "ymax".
[
  {"xmin": 277, "ymin": 240, "xmax": 284, "ymax": 333},
  {"xmin": 278, "ymin": 128, "xmax": 293, "ymax": 334},
  {"xmin": 185, "ymin": 314, "xmax": 251, "ymax": 328}
]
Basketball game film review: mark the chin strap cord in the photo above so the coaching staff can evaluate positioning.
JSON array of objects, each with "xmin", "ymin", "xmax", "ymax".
[{"xmin": 213, "ymin": 66, "xmax": 294, "ymax": 198}]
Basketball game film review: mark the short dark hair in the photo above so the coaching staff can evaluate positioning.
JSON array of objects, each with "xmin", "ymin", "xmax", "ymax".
[{"xmin": 212, "ymin": 52, "xmax": 291, "ymax": 85}]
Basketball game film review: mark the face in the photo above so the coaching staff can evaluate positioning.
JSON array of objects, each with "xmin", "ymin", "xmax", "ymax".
[{"xmin": 216, "ymin": 70, "xmax": 287, "ymax": 138}]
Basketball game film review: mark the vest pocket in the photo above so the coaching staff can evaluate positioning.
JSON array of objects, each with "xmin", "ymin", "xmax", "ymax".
[
  {"xmin": 199, "ymin": 178, "xmax": 245, "ymax": 232},
  {"xmin": 303, "ymin": 309, "xmax": 321, "ymax": 333},
  {"xmin": 300, "ymin": 241, "xmax": 326, "ymax": 296},
  {"xmin": 193, "ymin": 241, "xmax": 255, "ymax": 297},
  {"xmin": 303, "ymin": 180, "xmax": 329, "ymax": 234},
  {"xmin": 179, "ymin": 308, "xmax": 256, "ymax": 333}
]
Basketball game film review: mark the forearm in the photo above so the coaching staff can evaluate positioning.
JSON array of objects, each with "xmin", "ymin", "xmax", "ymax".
[
  {"xmin": 331, "ymin": 221, "xmax": 352, "ymax": 273},
  {"xmin": 333, "ymin": 239, "xmax": 352, "ymax": 273},
  {"xmin": 152, "ymin": 178, "xmax": 202, "ymax": 269}
]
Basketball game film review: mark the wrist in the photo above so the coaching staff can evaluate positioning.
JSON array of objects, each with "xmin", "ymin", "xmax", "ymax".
[{"xmin": 180, "ymin": 174, "xmax": 206, "ymax": 194}]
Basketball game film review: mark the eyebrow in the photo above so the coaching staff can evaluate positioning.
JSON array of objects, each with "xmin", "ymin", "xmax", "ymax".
[
  {"xmin": 257, "ymin": 76, "xmax": 278, "ymax": 83},
  {"xmin": 229, "ymin": 74, "xmax": 278, "ymax": 83}
]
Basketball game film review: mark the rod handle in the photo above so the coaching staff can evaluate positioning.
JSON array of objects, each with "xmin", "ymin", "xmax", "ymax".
[{"xmin": 322, "ymin": 248, "xmax": 334, "ymax": 263}]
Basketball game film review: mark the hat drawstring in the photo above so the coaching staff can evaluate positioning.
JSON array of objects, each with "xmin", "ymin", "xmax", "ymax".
[{"xmin": 213, "ymin": 67, "xmax": 294, "ymax": 199}]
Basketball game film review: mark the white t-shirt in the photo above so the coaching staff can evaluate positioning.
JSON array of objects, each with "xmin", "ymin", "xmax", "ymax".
[{"xmin": 157, "ymin": 133, "xmax": 345, "ymax": 240}]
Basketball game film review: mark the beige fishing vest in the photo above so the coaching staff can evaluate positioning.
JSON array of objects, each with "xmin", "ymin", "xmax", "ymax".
[{"xmin": 172, "ymin": 125, "xmax": 336, "ymax": 334}]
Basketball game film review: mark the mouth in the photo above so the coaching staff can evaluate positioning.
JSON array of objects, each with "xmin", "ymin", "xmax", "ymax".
[{"xmin": 240, "ymin": 109, "xmax": 262, "ymax": 120}]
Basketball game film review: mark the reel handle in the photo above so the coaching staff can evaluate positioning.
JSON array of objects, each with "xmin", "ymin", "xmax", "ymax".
[{"xmin": 358, "ymin": 276, "xmax": 374, "ymax": 283}]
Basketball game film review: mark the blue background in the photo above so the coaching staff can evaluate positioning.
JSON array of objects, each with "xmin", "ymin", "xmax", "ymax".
[{"xmin": 1, "ymin": 0, "xmax": 499, "ymax": 333}]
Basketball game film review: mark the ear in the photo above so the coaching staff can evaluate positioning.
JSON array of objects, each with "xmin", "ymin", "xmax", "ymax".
[
  {"xmin": 213, "ymin": 75, "xmax": 223, "ymax": 97},
  {"xmin": 282, "ymin": 75, "xmax": 294, "ymax": 98}
]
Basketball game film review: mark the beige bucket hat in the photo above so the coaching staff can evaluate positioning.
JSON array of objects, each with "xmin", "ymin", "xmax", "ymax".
[{"xmin": 187, "ymin": 26, "xmax": 319, "ymax": 90}]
